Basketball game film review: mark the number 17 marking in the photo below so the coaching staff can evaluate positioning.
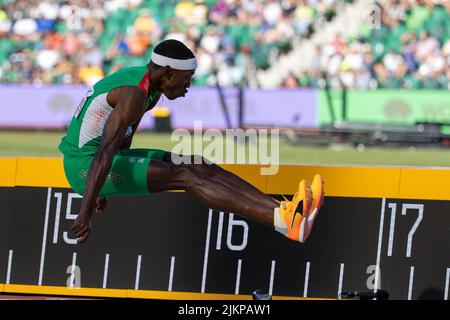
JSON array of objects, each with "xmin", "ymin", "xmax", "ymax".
[{"xmin": 386, "ymin": 203, "xmax": 424, "ymax": 258}]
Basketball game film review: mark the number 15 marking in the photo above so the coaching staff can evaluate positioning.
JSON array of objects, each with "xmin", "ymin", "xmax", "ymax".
[{"xmin": 53, "ymin": 192, "xmax": 82, "ymax": 245}]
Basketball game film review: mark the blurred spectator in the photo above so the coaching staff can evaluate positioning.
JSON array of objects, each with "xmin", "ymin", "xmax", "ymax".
[
  {"xmin": 134, "ymin": 8, "xmax": 162, "ymax": 41},
  {"xmin": 126, "ymin": 29, "xmax": 150, "ymax": 56},
  {"xmin": 79, "ymin": 44, "xmax": 104, "ymax": 68},
  {"xmin": 282, "ymin": 72, "xmax": 300, "ymax": 89},
  {"xmin": 263, "ymin": 0, "xmax": 282, "ymax": 26},
  {"xmin": 293, "ymin": 0, "xmax": 315, "ymax": 36},
  {"xmin": 416, "ymin": 31, "xmax": 440, "ymax": 61},
  {"xmin": 165, "ymin": 25, "xmax": 188, "ymax": 43},
  {"xmin": 63, "ymin": 32, "xmax": 82, "ymax": 56},
  {"xmin": 79, "ymin": 63, "xmax": 104, "ymax": 85},
  {"xmin": 13, "ymin": 17, "xmax": 37, "ymax": 36},
  {"xmin": 0, "ymin": 7, "xmax": 12, "ymax": 35},
  {"xmin": 60, "ymin": 4, "xmax": 85, "ymax": 32},
  {"xmin": 195, "ymin": 46, "xmax": 214, "ymax": 85},
  {"xmin": 134, "ymin": 9, "xmax": 155, "ymax": 35},
  {"xmin": 175, "ymin": 0, "xmax": 208, "ymax": 26},
  {"xmin": 209, "ymin": 0, "xmax": 228, "ymax": 24},
  {"xmin": 200, "ymin": 26, "xmax": 221, "ymax": 54},
  {"xmin": 36, "ymin": 42, "xmax": 61, "ymax": 70},
  {"xmin": 174, "ymin": 0, "xmax": 196, "ymax": 24}
]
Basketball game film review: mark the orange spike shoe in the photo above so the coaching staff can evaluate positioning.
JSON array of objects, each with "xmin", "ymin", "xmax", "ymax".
[{"xmin": 274, "ymin": 179, "xmax": 312, "ymax": 242}]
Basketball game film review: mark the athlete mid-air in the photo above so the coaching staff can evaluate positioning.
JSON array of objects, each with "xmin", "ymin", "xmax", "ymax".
[{"xmin": 58, "ymin": 39, "xmax": 325, "ymax": 244}]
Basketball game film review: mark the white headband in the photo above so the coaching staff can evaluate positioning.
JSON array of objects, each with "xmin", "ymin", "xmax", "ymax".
[{"xmin": 151, "ymin": 52, "xmax": 197, "ymax": 70}]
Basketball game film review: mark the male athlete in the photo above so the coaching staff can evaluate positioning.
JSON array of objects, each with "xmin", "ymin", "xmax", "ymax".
[{"xmin": 58, "ymin": 39, "xmax": 325, "ymax": 244}]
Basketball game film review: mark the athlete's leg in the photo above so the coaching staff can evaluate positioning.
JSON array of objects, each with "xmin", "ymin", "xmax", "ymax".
[
  {"xmin": 163, "ymin": 153, "xmax": 279, "ymax": 208},
  {"xmin": 147, "ymin": 159, "xmax": 276, "ymax": 226},
  {"xmin": 119, "ymin": 149, "xmax": 274, "ymax": 207}
]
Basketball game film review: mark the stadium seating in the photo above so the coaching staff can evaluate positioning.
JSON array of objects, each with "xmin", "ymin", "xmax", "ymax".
[
  {"xmin": 0, "ymin": 0, "xmax": 343, "ymax": 87},
  {"xmin": 297, "ymin": 0, "xmax": 450, "ymax": 89},
  {"xmin": 0, "ymin": 0, "xmax": 447, "ymax": 89}
]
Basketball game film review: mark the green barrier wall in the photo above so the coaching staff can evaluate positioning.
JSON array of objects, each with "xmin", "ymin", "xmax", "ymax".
[{"xmin": 319, "ymin": 89, "xmax": 450, "ymax": 125}]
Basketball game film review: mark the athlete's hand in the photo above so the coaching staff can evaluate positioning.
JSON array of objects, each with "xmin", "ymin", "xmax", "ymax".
[
  {"xmin": 72, "ymin": 213, "xmax": 92, "ymax": 244},
  {"xmin": 95, "ymin": 197, "xmax": 108, "ymax": 214}
]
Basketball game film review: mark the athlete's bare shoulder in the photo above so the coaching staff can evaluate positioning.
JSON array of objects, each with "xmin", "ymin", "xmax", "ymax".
[
  {"xmin": 104, "ymin": 86, "xmax": 148, "ymax": 125},
  {"xmin": 106, "ymin": 85, "xmax": 147, "ymax": 109}
]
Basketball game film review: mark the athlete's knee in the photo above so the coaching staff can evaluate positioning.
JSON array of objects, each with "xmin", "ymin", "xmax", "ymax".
[
  {"xmin": 189, "ymin": 155, "xmax": 209, "ymax": 165},
  {"xmin": 175, "ymin": 165, "xmax": 205, "ymax": 189},
  {"xmin": 190, "ymin": 156, "xmax": 219, "ymax": 177}
]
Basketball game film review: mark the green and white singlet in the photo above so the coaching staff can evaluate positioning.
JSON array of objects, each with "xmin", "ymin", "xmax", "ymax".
[{"xmin": 58, "ymin": 65, "xmax": 166, "ymax": 197}]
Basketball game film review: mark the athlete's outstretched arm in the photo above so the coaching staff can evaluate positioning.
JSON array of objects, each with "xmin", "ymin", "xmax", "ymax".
[{"xmin": 72, "ymin": 87, "xmax": 146, "ymax": 243}]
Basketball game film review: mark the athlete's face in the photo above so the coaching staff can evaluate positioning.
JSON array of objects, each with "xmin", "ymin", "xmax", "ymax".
[{"xmin": 161, "ymin": 68, "xmax": 195, "ymax": 100}]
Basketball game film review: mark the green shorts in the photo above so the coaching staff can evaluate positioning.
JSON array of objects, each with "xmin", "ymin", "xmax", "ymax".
[{"xmin": 63, "ymin": 148, "xmax": 166, "ymax": 197}]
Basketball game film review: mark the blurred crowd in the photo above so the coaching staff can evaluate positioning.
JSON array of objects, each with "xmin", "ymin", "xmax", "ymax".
[
  {"xmin": 0, "ymin": 0, "xmax": 342, "ymax": 87},
  {"xmin": 183, "ymin": 0, "xmax": 342, "ymax": 87},
  {"xmin": 1, "ymin": 0, "xmax": 447, "ymax": 89},
  {"xmin": 284, "ymin": 0, "xmax": 450, "ymax": 89},
  {"xmin": 0, "ymin": 0, "xmax": 112, "ymax": 85}
]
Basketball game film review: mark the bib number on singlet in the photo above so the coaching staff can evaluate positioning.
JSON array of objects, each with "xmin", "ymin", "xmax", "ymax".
[{"xmin": 74, "ymin": 87, "xmax": 94, "ymax": 119}]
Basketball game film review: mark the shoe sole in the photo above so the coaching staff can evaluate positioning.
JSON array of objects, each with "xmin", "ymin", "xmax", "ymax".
[
  {"xmin": 286, "ymin": 180, "xmax": 312, "ymax": 241},
  {"xmin": 299, "ymin": 175, "xmax": 324, "ymax": 243},
  {"xmin": 310, "ymin": 174, "xmax": 324, "ymax": 222},
  {"xmin": 297, "ymin": 180, "xmax": 312, "ymax": 243}
]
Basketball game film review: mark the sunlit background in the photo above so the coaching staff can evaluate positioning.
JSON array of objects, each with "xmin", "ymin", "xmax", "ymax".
[{"xmin": 0, "ymin": 0, "xmax": 449, "ymax": 166}]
